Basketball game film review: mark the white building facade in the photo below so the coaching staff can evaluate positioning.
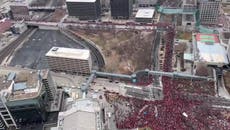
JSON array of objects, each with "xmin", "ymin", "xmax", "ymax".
[{"xmin": 46, "ymin": 47, "xmax": 92, "ymax": 75}]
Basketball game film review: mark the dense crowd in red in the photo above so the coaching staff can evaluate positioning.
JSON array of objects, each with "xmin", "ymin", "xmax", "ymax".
[{"xmin": 104, "ymin": 28, "xmax": 230, "ymax": 129}]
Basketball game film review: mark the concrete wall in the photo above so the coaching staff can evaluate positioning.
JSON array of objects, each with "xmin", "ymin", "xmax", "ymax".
[
  {"xmin": 228, "ymin": 40, "xmax": 230, "ymax": 62},
  {"xmin": 39, "ymin": 25, "xmax": 58, "ymax": 30}
]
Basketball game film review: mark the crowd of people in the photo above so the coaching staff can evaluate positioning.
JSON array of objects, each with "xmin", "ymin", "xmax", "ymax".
[
  {"xmin": 105, "ymin": 89, "xmax": 230, "ymax": 129},
  {"xmin": 103, "ymin": 28, "xmax": 230, "ymax": 129},
  {"xmin": 173, "ymin": 79, "xmax": 215, "ymax": 96},
  {"xmin": 135, "ymin": 74, "xmax": 154, "ymax": 86}
]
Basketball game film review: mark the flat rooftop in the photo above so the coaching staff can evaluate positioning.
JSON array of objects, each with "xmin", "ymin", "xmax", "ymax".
[
  {"xmin": 135, "ymin": 9, "xmax": 155, "ymax": 19},
  {"xmin": 0, "ymin": 66, "xmax": 46, "ymax": 101},
  {"xmin": 195, "ymin": 33, "xmax": 229, "ymax": 66},
  {"xmin": 46, "ymin": 47, "xmax": 90, "ymax": 60},
  {"xmin": 66, "ymin": 0, "xmax": 96, "ymax": 3},
  {"xmin": 58, "ymin": 99, "xmax": 100, "ymax": 130},
  {"xmin": 196, "ymin": 33, "xmax": 219, "ymax": 43}
]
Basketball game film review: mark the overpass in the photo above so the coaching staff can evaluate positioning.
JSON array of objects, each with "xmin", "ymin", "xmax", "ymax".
[
  {"xmin": 26, "ymin": 21, "xmax": 58, "ymax": 27},
  {"xmin": 80, "ymin": 70, "xmax": 214, "ymax": 92},
  {"xmin": 156, "ymin": 6, "xmax": 195, "ymax": 14},
  {"xmin": 24, "ymin": 21, "xmax": 172, "ymax": 31},
  {"xmin": 28, "ymin": 6, "xmax": 63, "ymax": 11}
]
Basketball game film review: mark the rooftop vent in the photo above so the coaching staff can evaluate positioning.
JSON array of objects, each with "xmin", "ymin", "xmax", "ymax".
[{"xmin": 52, "ymin": 47, "xmax": 59, "ymax": 51}]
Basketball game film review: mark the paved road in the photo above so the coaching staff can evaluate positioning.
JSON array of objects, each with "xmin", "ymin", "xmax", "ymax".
[
  {"xmin": 26, "ymin": 21, "xmax": 157, "ymax": 31},
  {"xmin": 0, "ymin": 29, "xmax": 34, "ymax": 64},
  {"xmin": 152, "ymin": 31, "xmax": 161, "ymax": 86}
]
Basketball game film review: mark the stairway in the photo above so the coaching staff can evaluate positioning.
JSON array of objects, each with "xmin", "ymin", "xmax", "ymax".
[
  {"xmin": 0, "ymin": 96, "xmax": 17, "ymax": 129},
  {"xmin": 0, "ymin": 118, "xmax": 5, "ymax": 130},
  {"xmin": 42, "ymin": 78, "xmax": 54, "ymax": 101}
]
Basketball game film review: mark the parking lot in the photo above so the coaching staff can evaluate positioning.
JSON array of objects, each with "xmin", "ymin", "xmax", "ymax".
[{"xmin": 9, "ymin": 29, "xmax": 86, "ymax": 69}]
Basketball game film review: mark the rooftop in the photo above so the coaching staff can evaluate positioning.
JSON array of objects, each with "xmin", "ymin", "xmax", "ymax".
[
  {"xmin": 58, "ymin": 99, "xmax": 100, "ymax": 130},
  {"xmin": 135, "ymin": 9, "xmax": 155, "ymax": 19},
  {"xmin": 0, "ymin": 66, "xmax": 48, "ymax": 101},
  {"xmin": 46, "ymin": 47, "xmax": 90, "ymax": 60},
  {"xmin": 66, "ymin": 0, "xmax": 96, "ymax": 3},
  {"xmin": 195, "ymin": 33, "xmax": 229, "ymax": 66},
  {"xmin": 196, "ymin": 33, "xmax": 219, "ymax": 43}
]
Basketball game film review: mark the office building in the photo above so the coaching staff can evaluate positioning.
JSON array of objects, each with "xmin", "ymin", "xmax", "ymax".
[
  {"xmin": 110, "ymin": 0, "xmax": 133, "ymax": 19},
  {"xmin": 46, "ymin": 47, "xmax": 92, "ymax": 75},
  {"xmin": 182, "ymin": 0, "xmax": 197, "ymax": 27},
  {"xmin": 0, "ymin": 67, "xmax": 56, "ymax": 129},
  {"xmin": 199, "ymin": 0, "xmax": 221, "ymax": 25},
  {"xmin": 66, "ymin": 0, "xmax": 101, "ymax": 20},
  {"xmin": 10, "ymin": 0, "xmax": 30, "ymax": 20}
]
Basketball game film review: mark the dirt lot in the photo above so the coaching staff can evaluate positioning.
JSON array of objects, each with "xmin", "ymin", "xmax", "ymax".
[
  {"xmin": 72, "ymin": 28, "xmax": 155, "ymax": 74},
  {"xmin": 176, "ymin": 31, "xmax": 192, "ymax": 41},
  {"xmin": 160, "ymin": 14, "xmax": 174, "ymax": 23}
]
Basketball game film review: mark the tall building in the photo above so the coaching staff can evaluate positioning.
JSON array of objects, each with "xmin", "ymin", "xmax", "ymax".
[
  {"xmin": 0, "ymin": 67, "xmax": 56, "ymax": 129},
  {"xmin": 10, "ymin": 0, "xmax": 31, "ymax": 20},
  {"xmin": 182, "ymin": 0, "xmax": 197, "ymax": 27},
  {"xmin": 66, "ymin": 0, "xmax": 101, "ymax": 20},
  {"xmin": 199, "ymin": 0, "xmax": 221, "ymax": 25},
  {"xmin": 110, "ymin": 0, "xmax": 133, "ymax": 19},
  {"xmin": 46, "ymin": 47, "xmax": 92, "ymax": 75},
  {"xmin": 137, "ymin": 0, "xmax": 157, "ymax": 7}
]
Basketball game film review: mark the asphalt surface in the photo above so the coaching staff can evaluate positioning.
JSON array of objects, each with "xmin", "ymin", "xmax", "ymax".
[
  {"xmin": 9, "ymin": 29, "xmax": 85, "ymax": 70},
  {"xmin": 0, "ymin": 29, "xmax": 34, "ymax": 63}
]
